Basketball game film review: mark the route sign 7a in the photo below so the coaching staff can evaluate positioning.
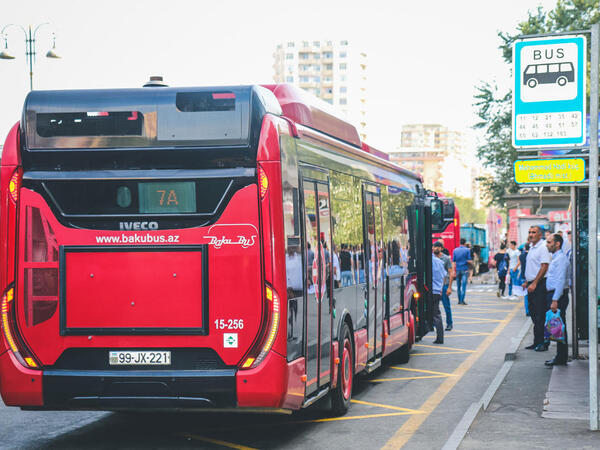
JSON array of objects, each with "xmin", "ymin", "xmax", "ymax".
[{"xmin": 512, "ymin": 35, "xmax": 587, "ymax": 149}]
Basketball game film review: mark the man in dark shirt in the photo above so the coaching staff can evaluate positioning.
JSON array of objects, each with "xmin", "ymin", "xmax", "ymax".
[
  {"xmin": 452, "ymin": 238, "xmax": 473, "ymax": 305},
  {"xmin": 339, "ymin": 243, "xmax": 353, "ymax": 287}
]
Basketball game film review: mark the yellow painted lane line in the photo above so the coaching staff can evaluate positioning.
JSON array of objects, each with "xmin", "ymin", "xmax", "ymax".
[
  {"xmin": 370, "ymin": 374, "xmax": 451, "ymax": 382},
  {"xmin": 411, "ymin": 351, "xmax": 471, "ymax": 356},
  {"xmin": 299, "ymin": 412, "xmax": 417, "ymax": 423},
  {"xmin": 452, "ymin": 315, "xmax": 504, "ymax": 322},
  {"xmin": 425, "ymin": 333, "xmax": 490, "ymax": 338},
  {"xmin": 182, "ymin": 434, "xmax": 258, "ymax": 450},
  {"xmin": 455, "ymin": 308, "xmax": 515, "ymax": 314},
  {"xmin": 414, "ymin": 343, "xmax": 475, "ymax": 353},
  {"xmin": 450, "ymin": 329, "xmax": 492, "ymax": 335},
  {"xmin": 351, "ymin": 399, "xmax": 423, "ymax": 413},
  {"xmin": 381, "ymin": 302, "xmax": 521, "ymax": 449},
  {"xmin": 388, "ymin": 366, "xmax": 456, "ymax": 376},
  {"xmin": 458, "ymin": 320, "xmax": 505, "ymax": 325}
]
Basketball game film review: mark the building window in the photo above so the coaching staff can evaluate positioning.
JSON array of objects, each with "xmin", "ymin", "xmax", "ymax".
[
  {"xmin": 325, "ymin": 63, "xmax": 333, "ymax": 70},
  {"xmin": 313, "ymin": 41, "xmax": 320, "ymax": 47},
  {"xmin": 325, "ymin": 98, "xmax": 333, "ymax": 104},
  {"xmin": 299, "ymin": 53, "xmax": 309, "ymax": 60},
  {"xmin": 326, "ymin": 41, "xmax": 332, "ymax": 46},
  {"xmin": 339, "ymin": 51, "xmax": 347, "ymax": 58},
  {"xmin": 314, "ymin": 53, "xmax": 320, "ymax": 59},
  {"xmin": 326, "ymin": 88, "xmax": 333, "ymax": 94},
  {"xmin": 324, "ymin": 76, "xmax": 332, "ymax": 82},
  {"xmin": 287, "ymin": 42, "xmax": 295, "ymax": 48},
  {"xmin": 339, "ymin": 98, "xmax": 347, "ymax": 105},
  {"xmin": 340, "ymin": 75, "xmax": 347, "ymax": 81},
  {"xmin": 340, "ymin": 86, "xmax": 347, "ymax": 93},
  {"xmin": 315, "ymin": 65, "xmax": 321, "ymax": 71},
  {"xmin": 286, "ymin": 53, "xmax": 294, "ymax": 59},
  {"xmin": 339, "ymin": 63, "xmax": 347, "ymax": 70},
  {"xmin": 323, "ymin": 52, "xmax": 333, "ymax": 59},
  {"xmin": 340, "ymin": 40, "xmax": 348, "ymax": 46},
  {"xmin": 300, "ymin": 76, "xmax": 309, "ymax": 83},
  {"xmin": 286, "ymin": 76, "xmax": 294, "ymax": 83},
  {"xmin": 315, "ymin": 88, "xmax": 321, "ymax": 96},
  {"xmin": 313, "ymin": 76, "xmax": 321, "ymax": 83},
  {"xmin": 302, "ymin": 41, "xmax": 309, "ymax": 47}
]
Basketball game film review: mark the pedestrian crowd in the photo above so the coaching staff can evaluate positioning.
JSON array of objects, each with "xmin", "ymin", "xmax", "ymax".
[{"xmin": 492, "ymin": 226, "xmax": 572, "ymax": 366}]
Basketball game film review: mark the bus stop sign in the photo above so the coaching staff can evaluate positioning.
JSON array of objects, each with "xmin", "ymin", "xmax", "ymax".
[{"xmin": 512, "ymin": 35, "xmax": 587, "ymax": 148}]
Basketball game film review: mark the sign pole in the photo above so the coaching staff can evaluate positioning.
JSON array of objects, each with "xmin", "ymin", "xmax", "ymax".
[{"xmin": 589, "ymin": 22, "xmax": 599, "ymax": 432}]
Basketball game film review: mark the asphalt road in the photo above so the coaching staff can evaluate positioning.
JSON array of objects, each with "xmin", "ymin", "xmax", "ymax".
[{"xmin": 0, "ymin": 281, "xmax": 529, "ymax": 449}]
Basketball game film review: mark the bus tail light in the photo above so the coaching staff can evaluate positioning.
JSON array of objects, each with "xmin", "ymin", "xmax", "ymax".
[
  {"xmin": 258, "ymin": 164, "xmax": 269, "ymax": 200},
  {"xmin": 8, "ymin": 169, "xmax": 21, "ymax": 204},
  {"xmin": 241, "ymin": 284, "xmax": 280, "ymax": 369},
  {"xmin": 1, "ymin": 286, "xmax": 40, "ymax": 369}
]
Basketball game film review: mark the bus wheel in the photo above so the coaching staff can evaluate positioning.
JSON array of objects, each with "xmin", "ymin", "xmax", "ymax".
[
  {"xmin": 557, "ymin": 76, "xmax": 567, "ymax": 86},
  {"xmin": 527, "ymin": 78, "xmax": 538, "ymax": 88},
  {"xmin": 331, "ymin": 324, "xmax": 353, "ymax": 416}
]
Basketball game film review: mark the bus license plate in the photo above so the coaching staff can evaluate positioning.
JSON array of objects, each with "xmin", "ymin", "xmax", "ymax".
[{"xmin": 109, "ymin": 351, "xmax": 171, "ymax": 366}]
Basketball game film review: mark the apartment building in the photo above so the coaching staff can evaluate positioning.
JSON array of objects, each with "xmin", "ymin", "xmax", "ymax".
[
  {"xmin": 273, "ymin": 40, "xmax": 368, "ymax": 139},
  {"xmin": 390, "ymin": 124, "xmax": 479, "ymax": 199}
]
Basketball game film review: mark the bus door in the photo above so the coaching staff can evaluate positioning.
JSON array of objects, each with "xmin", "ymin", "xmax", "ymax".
[
  {"xmin": 407, "ymin": 202, "xmax": 432, "ymax": 339},
  {"xmin": 301, "ymin": 176, "xmax": 332, "ymax": 395},
  {"xmin": 363, "ymin": 186, "xmax": 385, "ymax": 361}
]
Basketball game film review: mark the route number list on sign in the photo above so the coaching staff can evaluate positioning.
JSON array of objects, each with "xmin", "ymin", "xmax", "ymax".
[{"xmin": 515, "ymin": 111, "xmax": 582, "ymax": 140}]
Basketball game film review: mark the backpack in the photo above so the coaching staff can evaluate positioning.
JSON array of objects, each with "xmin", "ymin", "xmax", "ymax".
[{"xmin": 497, "ymin": 254, "xmax": 508, "ymax": 275}]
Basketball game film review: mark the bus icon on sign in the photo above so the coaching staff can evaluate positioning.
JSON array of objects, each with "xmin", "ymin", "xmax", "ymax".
[{"xmin": 523, "ymin": 62, "xmax": 574, "ymax": 88}]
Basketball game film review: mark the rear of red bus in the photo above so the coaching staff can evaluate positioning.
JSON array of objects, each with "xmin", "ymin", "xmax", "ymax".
[
  {"xmin": 0, "ymin": 86, "xmax": 299, "ymax": 411},
  {"xmin": 432, "ymin": 196, "xmax": 460, "ymax": 255}
]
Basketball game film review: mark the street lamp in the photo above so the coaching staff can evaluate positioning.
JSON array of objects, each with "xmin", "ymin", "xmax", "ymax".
[{"xmin": 0, "ymin": 23, "xmax": 61, "ymax": 91}]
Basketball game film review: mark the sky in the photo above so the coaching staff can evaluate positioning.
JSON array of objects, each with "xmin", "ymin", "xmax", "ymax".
[{"xmin": 0, "ymin": 0, "xmax": 559, "ymax": 152}]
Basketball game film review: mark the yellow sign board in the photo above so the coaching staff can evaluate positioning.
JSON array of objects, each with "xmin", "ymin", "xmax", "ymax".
[{"xmin": 514, "ymin": 158, "xmax": 586, "ymax": 184}]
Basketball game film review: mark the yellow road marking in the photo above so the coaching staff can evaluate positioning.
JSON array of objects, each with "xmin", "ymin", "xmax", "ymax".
[
  {"xmin": 298, "ymin": 411, "xmax": 418, "ymax": 423},
  {"xmin": 450, "ymin": 329, "xmax": 492, "ymax": 335},
  {"xmin": 370, "ymin": 374, "xmax": 451, "ymax": 382},
  {"xmin": 351, "ymin": 399, "xmax": 423, "ymax": 413},
  {"xmin": 458, "ymin": 320, "xmax": 504, "ymax": 325},
  {"xmin": 425, "ymin": 333, "xmax": 490, "ymax": 338},
  {"xmin": 381, "ymin": 302, "xmax": 520, "ymax": 449},
  {"xmin": 452, "ymin": 315, "xmax": 504, "ymax": 322},
  {"xmin": 413, "ymin": 344, "xmax": 475, "ymax": 353},
  {"xmin": 388, "ymin": 366, "xmax": 456, "ymax": 376},
  {"xmin": 411, "ymin": 351, "xmax": 470, "ymax": 356},
  {"xmin": 182, "ymin": 434, "xmax": 258, "ymax": 450},
  {"xmin": 456, "ymin": 308, "xmax": 515, "ymax": 314}
]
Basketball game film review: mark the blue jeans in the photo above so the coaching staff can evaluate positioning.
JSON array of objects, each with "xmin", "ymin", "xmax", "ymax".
[
  {"xmin": 456, "ymin": 270, "xmax": 469, "ymax": 304},
  {"xmin": 441, "ymin": 283, "xmax": 453, "ymax": 326},
  {"xmin": 341, "ymin": 270, "xmax": 353, "ymax": 287},
  {"xmin": 508, "ymin": 269, "xmax": 520, "ymax": 296}
]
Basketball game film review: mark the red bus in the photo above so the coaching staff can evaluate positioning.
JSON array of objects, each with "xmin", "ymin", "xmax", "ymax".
[
  {"xmin": 0, "ymin": 83, "xmax": 439, "ymax": 414},
  {"xmin": 431, "ymin": 195, "xmax": 460, "ymax": 255}
]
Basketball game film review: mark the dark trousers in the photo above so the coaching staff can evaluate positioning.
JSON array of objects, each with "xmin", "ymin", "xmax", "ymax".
[
  {"xmin": 527, "ymin": 278, "xmax": 547, "ymax": 346},
  {"xmin": 498, "ymin": 271, "xmax": 507, "ymax": 296},
  {"xmin": 432, "ymin": 294, "xmax": 444, "ymax": 342},
  {"xmin": 546, "ymin": 289, "xmax": 569, "ymax": 362}
]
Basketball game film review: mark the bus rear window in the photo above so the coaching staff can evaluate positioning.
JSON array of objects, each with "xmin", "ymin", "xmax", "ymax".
[
  {"xmin": 36, "ymin": 111, "xmax": 144, "ymax": 137},
  {"xmin": 176, "ymin": 92, "xmax": 236, "ymax": 112}
]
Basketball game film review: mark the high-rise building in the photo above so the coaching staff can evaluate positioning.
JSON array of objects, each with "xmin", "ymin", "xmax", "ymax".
[
  {"xmin": 273, "ymin": 40, "xmax": 368, "ymax": 139},
  {"xmin": 389, "ymin": 124, "xmax": 479, "ymax": 199}
]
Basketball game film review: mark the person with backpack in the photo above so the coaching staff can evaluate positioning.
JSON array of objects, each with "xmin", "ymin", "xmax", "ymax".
[{"xmin": 494, "ymin": 243, "xmax": 509, "ymax": 299}]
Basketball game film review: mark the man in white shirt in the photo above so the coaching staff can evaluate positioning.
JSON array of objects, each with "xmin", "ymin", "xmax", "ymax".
[
  {"xmin": 506, "ymin": 241, "xmax": 521, "ymax": 299},
  {"xmin": 522, "ymin": 226, "xmax": 551, "ymax": 351}
]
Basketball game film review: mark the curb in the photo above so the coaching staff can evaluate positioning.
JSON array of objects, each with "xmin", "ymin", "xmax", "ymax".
[{"xmin": 442, "ymin": 319, "xmax": 532, "ymax": 450}]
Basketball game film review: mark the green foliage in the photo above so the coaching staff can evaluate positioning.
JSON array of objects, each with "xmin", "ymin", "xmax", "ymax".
[
  {"xmin": 452, "ymin": 196, "xmax": 487, "ymax": 224},
  {"xmin": 474, "ymin": 0, "xmax": 600, "ymax": 208}
]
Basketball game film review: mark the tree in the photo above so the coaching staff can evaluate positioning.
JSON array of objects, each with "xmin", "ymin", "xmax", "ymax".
[
  {"xmin": 452, "ymin": 196, "xmax": 487, "ymax": 224},
  {"xmin": 474, "ymin": 0, "xmax": 600, "ymax": 207}
]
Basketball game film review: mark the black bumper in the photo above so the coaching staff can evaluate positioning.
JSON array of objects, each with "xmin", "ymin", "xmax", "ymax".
[{"xmin": 42, "ymin": 369, "xmax": 237, "ymax": 410}]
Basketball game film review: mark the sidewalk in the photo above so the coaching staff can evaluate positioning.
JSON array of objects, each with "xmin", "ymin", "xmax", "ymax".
[{"xmin": 460, "ymin": 328, "xmax": 599, "ymax": 449}]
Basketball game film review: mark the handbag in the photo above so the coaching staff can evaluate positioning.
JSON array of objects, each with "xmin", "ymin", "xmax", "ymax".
[{"xmin": 544, "ymin": 309, "xmax": 565, "ymax": 343}]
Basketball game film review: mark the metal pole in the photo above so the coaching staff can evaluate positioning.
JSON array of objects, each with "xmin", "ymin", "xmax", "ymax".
[
  {"xmin": 571, "ymin": 186, "xmax": 578, "ymax": 358},
  {"xmin": 588, "ymin": 22, "xmax": 599, "ymax": 432}
]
